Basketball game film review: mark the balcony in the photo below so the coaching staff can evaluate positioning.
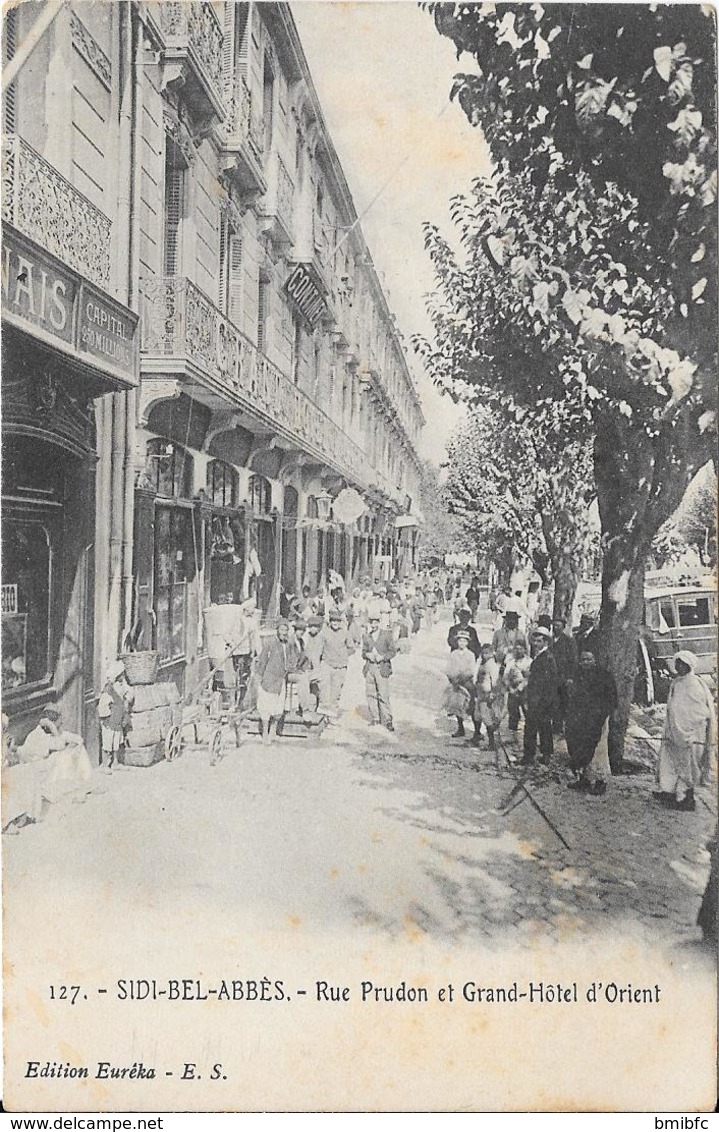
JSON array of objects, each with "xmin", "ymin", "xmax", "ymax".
[
  {"xmin": 156, "ymin": 1, "xmax": 225, "ymax": 128},
  {"xmin": 221, "ymin": 73, "xmax": 266, "ymax": 199},
  {"xmin": 2, "ymin": 134, "xmax": 111, "ymax": 290},
  {"xmin": 140, "ymin": 277, "xmax": 366, "ymax": 487},
  {"xmin": 261, "ymin": 154, "xmax": 294, "ymax": 249}
]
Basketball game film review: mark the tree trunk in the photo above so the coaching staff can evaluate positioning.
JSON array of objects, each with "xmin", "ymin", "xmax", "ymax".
[
  {"xmin": 551, "ymin": 553, "xmax": 581, "ymax": 624},
  {"xmin": 594, "ymin": 411, "xmax": 710, "ymax": 771}
]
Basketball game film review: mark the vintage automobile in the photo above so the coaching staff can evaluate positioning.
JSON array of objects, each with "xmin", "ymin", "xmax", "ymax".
[{"xmin": 635, "ymin": 582, "xmax": 717, "ymax": 705}]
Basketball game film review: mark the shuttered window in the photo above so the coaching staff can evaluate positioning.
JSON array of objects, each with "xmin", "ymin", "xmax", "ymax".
[
  {"xmin": 228, "ymin": 234, "xmax": 243, "ymax": 326},
  {"xmin": 163, "ymin": 155, "xmax": 184, "ymax": 277},
  {"xmin": 258, "ymin": 278, "xmax": 268, "ymax": 353},
  {"xmin": 3, "ymin": 9, "xmax": 18, "ymax": 133}
]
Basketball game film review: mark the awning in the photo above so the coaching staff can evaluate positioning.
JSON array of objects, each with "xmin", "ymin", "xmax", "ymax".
[{"xmin": 395, "ymin": 514, "xmax": 420, "ymax": 529}]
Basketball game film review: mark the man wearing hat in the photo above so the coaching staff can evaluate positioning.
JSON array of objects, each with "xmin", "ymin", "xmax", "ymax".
[
  {"xmin": 448, "ymin": 608, "xmax": 481, "ymax": 660},
  {"xmin": 97, "ymin": 660, "xmax": 133, "ymax": 771},
  {"xmin": 521, "ymin": 626, "xmax": 558, "ymax": 765},
  {"xmin": 551, "ymin": 616, "xmax": 579, "ymax": 735},
  {"xmin": 492, "ymin": 610, "xmax": 528, "ymax": 667},
  {"xmin": 254, "ymin": 620, "xmax": 302, "ymax": 741},
  {"xmin": 361, "ymin": 613, "xmax": 398, "ymax": 730},
  {"xmin": 320, "ymin": 609, "xmax": 357, "ymax": 716},
  {"xmin": 302, "ymin": 616, "xmax": 325, "ymax": 710}
]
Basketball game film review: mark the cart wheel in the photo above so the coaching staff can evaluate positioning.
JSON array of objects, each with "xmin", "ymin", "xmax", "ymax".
[
  {"xmin": 164, "ymin": 725, "xmax": 182, "ymax": 762},
  {"xmin": 208, "ymin": 726, "xmax": 224, "ymax": 766}
]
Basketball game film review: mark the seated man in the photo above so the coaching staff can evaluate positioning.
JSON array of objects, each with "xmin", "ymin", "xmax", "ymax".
[{"xmin": 3, "ymin": 709, "xmax": 93, "ymax": 831}]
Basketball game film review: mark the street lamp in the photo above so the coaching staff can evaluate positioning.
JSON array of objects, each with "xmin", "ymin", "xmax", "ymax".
[{"xmin": 315, "ymin": 491, "xmax": 332, "ymax": 522}]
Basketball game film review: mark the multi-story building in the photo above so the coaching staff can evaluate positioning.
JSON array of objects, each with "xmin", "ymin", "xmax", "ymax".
[
  {"xmin": 2, "ymin": 3, "xmax": 141, "ymax": 753},
  {"xmin": 2, "ymin": 1, "xmax": 424, "ymax": 734}
]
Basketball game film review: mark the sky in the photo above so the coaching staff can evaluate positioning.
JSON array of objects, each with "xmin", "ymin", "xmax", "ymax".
[{"xmin": 292, "ymin": 0, "xmax": 493, "ymax": 466}]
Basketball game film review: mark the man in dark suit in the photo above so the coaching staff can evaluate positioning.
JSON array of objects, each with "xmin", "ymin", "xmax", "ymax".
[
  {"xmin": 521, "ymin": 625, "xmax": 558, "ymax": 765},
  {"xmin": 362, "ymin": 614, "xmax": 398, "ymax": 731},
  {"xmin": 447, "ymin": 607, "xmax": 481, "ymax": 659}
]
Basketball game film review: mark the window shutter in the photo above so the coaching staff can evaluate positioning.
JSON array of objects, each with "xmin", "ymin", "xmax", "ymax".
[
  {"xmin": 4, "ymin": 9, "xmax": 17, "ymax": 134},
  {"xmin": 237, "ymin": 3, "xmax": 250, "ymax": 71},
  {"xmin": 218, "ymin": 214, "xmax": 229, "ymax": 310},
  {"xmin": 257, "ymin": 279, "xmax": 267, "ymax": 353},
  {"xmin": 228, "ymin": 234, "xmax": 243, "ymax": 327},
  {"xmin": 164, "ymin": 165, "xmax": 183, "ymax": 277},
  {"xmin": 222, "ymin": 2, "xmax": 234, "ymax": 100}
]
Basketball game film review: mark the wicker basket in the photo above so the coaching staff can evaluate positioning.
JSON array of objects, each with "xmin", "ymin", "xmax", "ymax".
[{"xmin": 120, "ymin": 650, "xmax": 159, "ymax": 686}]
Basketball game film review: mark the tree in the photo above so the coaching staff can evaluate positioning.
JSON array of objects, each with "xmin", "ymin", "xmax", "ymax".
[
  {"xmin": 417, "ymin": 459, "xmax": 464, "ymax": 567},
  {"xmin": 421, "ymin": 3, "xmax": 717, "ymax": 767},
  {"xmin": 445, "ymin": 410, "xmax": 594, "ymax": 620}
]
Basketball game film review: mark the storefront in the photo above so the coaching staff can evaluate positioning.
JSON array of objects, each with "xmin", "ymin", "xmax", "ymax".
[{"xmin": 1, "ymin": 227, "xmax": 139, "ymax": 748}]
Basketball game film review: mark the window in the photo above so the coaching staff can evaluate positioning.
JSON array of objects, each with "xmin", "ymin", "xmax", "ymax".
[
  {"xmin": 291, "ymin": 311, "xmax": 302, "ymax": 385},
  {"xmin": 207, "ymin": 461, "xmax": 239, "ymax": 509},
  {"xmin": 262, "ymin": 55, "xmax": 274, "ymax": 155},
  {"xmin": 2, "ymin": 519, "xmax": 53, "ymax": 690},
  {"xmin": 3, "ymin": 9, "xmax": 17, "ymax": 133},
  {"xmin": 219, "ymin": 220, "xmax": 243, "ymax": 325},
  {"xmin": 154, "ymin": 507, "xmax": 193, "ymax": 661},
  {"xmin": 249, "ymin": 474, "xmax": 272, "ymax": 515},
  {"xmin": 146, "ymin": 439, "xmax": 193, "ymax": 499},
  {"xmin": 163, "ymin": 151, "xmax": 185, "ymax": 277},
  {"xmin": 677, "ymin": 596, "xmax": 712, "ymax": 627},
  {"xmin": 258, "ymin": 278, "xmax": 269, "ymax": 352}
]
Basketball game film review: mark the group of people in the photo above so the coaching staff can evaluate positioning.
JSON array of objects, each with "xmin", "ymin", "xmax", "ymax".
[
  {"xmin": 444, "ymin": 596, "xmax": 715, "ymax": 811},
  {"xmin": 444, "ymin": 606, "xmax": 613, "ymax": 790},
  {"xmin": 235, "ymin": 572, "xmax": 451, "ymax": 741}
]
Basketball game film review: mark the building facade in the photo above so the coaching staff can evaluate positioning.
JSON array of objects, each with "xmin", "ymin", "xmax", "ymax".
[{"xmin": 2, "ymin": 1, "xmax": 424, "ymax": 732}]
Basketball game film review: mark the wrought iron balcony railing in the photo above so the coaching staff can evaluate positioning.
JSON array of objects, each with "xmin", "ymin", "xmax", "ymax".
[
  {"xmin": 224, "ymin": 73, "xmax": 264, "ymax": 163},
  {"xmin": 157, "ymin": 1, "xmax": 225, "ymax": 121},
  {"xmin": 2, "ymin": 134, "xmax": 111, "ymax": 290},
  {"xmin": 140, "ymin": 276, "xmax": 369, "ymax": 488}
]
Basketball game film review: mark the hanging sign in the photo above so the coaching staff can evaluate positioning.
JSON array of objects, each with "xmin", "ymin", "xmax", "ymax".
[{"xmin": 284, "ymin": 263, "xmax": 327, "ymax": 329}]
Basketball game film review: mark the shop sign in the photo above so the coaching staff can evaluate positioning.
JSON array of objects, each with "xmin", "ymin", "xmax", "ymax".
[
  {"xmin": 1, "ymin": 584, "xmax": 18, "ymax": 615},
  {"xmin": 284, "ymin": 263, "xmax": 327, "ymax": 329},
  {"xmin": 79, "ymin": 290, "xmax": 136, "ymax": 377},
  {"xmin": 1, "ymin": 237, "xmax": 76, "ymax": 344},
  {"xmin": 2, "ymin": 228, "xmax": 138, "ymax": 387}
]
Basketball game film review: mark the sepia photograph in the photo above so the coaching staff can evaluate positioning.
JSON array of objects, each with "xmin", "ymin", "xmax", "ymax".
[{"xmin": 1, "ymin": 0, "xmax": 717, "ymax": 1115}]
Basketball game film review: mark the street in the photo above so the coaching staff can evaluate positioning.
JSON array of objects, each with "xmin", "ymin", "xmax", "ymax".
[
  {"xmin": 5, "ymin": 610, "xmax": 716, "ymax": 1112},
  {"xmin": 6, "ymin": 612, "xmax": 713, "ymax": 949}
]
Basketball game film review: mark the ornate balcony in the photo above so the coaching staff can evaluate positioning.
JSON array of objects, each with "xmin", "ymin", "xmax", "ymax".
[
  {"xmin": 2, "ymin": 134, "xmax": 111, "ymax": 290},
  {"xmin": 261, "ymin": 154, "xmax": 294, "ymax": 250},
  {"xmin": 140, "ymin": 277, "xmax": 366, "ymax": 487},
  {"xmin": 220, "ymin": 72, "xmax": 266, "ymax": 199},
  {"xmin": 156, "ymin": 1, "xmax": 225, "ymax": 128}
]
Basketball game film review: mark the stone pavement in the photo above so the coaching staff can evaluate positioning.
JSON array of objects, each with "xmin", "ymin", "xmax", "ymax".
[
  {"xmin": 4, "ymin": 610, "xmax": 715, "ymax": 956},
  {"xmin": 335, "ymin": 610, "xmax": 716, "ymax": 951}
]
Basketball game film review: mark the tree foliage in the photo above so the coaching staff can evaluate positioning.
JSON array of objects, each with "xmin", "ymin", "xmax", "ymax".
[
  {"xmin": 419, "ymin": 2, "xmax": 717, "ymax": 764},
  {"xmin": 445, "ymin": 410, "xmax": 595, "ymax": 619},
  {"xmin": 417, "ymin": 459, "xmax": 465, "ymax": 565}
]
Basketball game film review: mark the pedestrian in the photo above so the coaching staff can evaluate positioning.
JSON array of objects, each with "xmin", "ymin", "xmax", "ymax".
[
  {"xmin": 492, "ymin": 610, "xmax": 527, "ymax": 668},
  {"xmin": 97, "ymin": 660, "xmax": 134, "ymax": 771},
  {"xmin": 697, "ymin": 830, "xmax": 717, "ymax": 943},
  {"xmin": 442, "ymin": 629, "xmax": 476, "ymax": 739},
  {"xmin": 328, "ymin": 586, "xmax": 348, "ymax": 624},
  {"xmin": 254, "ymin": 620, "xmax": 302, "ymax": 742},
  {"xmin": 521, "ymin": 626, "xmax": 558, "ymax": 765},
  {"xmin": 504, "ymin": 640, "xmax": 531, "ymax": 737},
  {"xmin": 320, "ymin": 609, "xmax": 357, "ymax": 716},
  {"xmin": 303, "ymin": 616, "xmax": 325, "ymax": 710},
  {"xmin": 551, "ymin": 616, "xmax": 578, "ymax": 735},
  {"xmin": 444, "ymin": 577, "xmax": 454, "ymax": 604},
  {"xmin": 472, "ymin": 643, "xmax": 505, "ymax": 750},
  {"xmin": 574, "ymin": 612, "xmax": 599, "ymax": 657},
  {"xmin": 565, "ymin": 651, "xmax": 617, "ymax": 796},
  {"xmin": 3, "ymin": 708, "xmax": 94, "ymax": 831},
  {"xmin": 424, "ymin": 584, "xmax": 438, "ymax": 628},
  {"xmin": 653, "ymin": 650, "xmax": 715, "ymax": 812},
  {"xmin": 361, "ymin": 613, "xmax": 398, "ymax": 731},
  {"xmin": 291, "ymin": 584, "xmax": 314, "ymax": 621},
  {"xmin": 465, "ymin": 576, "xmax": 480, "ymax": 623},
  {"xmin": 409, "ymin": 590, "xmax": 424, "ymax": 635},
  {"xmin": 227, "ymin": 597, "xmax": 261, "ymax": 707},
  {"xmin": 448, "ymin": 608, "xmax": 481, "ymax": 659}
]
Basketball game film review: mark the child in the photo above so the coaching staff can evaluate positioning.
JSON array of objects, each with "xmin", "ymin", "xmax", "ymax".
[
  {"xmin": 503, "ymin": 640, "xmax": 532, "ymax": 739},
  {"xmin": 473, "ymin": 643, "xmax": 505, "ymax": 750},
  {"xmin": 97, "ymin": 661, "xmax": 133, "ymax": 771},
  {"xmin": 442, "ymin": 630, "xmax": 476, "ymax": 739}
]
